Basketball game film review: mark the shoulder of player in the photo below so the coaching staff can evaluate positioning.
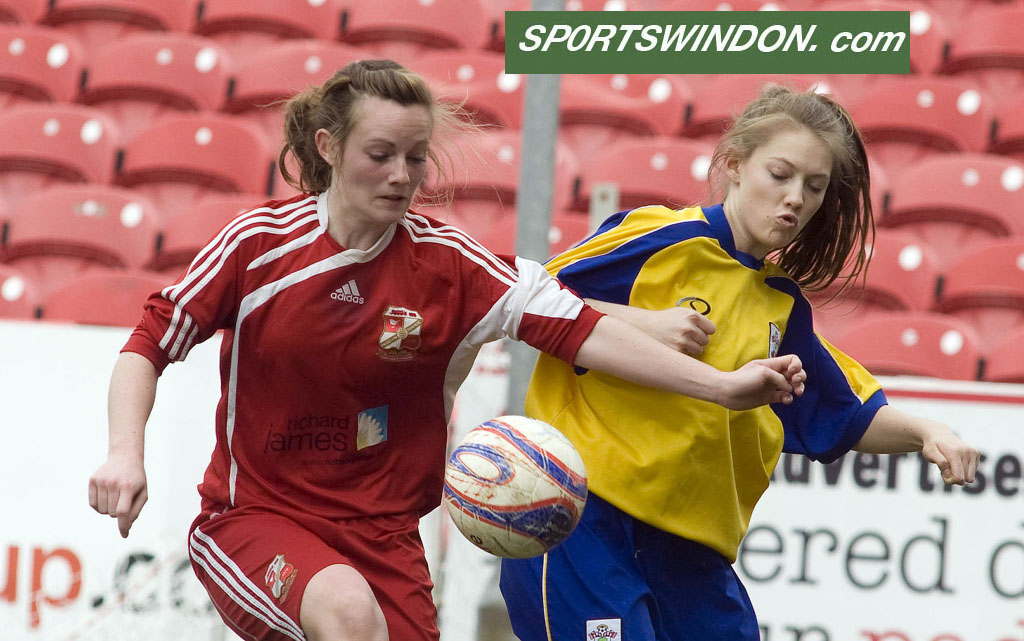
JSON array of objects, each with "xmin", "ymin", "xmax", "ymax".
[
  {"xmin": 210, "ymin": 194, "xmax": 322, "ymax": 255},
  {"xmin": 588, "ymin": 206, "xmax": 711, "ymax": 245},
  {"xmin": 396, "ymin": 211, "xmax": 517, "ymax": 276},
  {"xmin": 625, "ymin": 204, "xmax": 707, "ymax": 227},
  {"xmin": 396, "ymin": 211, "xmax": 492, "ymax": 259},
  {"xmin": 762, "ymin": 259, "xmax": 797, "ymax": 281}
]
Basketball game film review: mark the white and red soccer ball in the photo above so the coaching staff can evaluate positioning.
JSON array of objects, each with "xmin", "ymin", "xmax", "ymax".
[{"xmin": 443, "ymin": 415, "xmax": 588, "ymax": 558}]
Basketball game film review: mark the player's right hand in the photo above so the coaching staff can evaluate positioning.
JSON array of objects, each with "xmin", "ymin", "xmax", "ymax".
[
  {"xmin": 88, "ymin": 454, "xmax": 148, "ymax": 538},
  {"xmin": 720, "ymin": 354, "xmax": 806, "ymax": 410}
]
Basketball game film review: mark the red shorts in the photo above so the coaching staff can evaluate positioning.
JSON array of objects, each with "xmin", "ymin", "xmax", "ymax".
[{"xmin": 188, "ymin": 505, "xmax": 439, "ymax": 641}]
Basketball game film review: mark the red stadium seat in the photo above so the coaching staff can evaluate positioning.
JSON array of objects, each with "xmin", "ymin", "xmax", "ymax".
[
  {"xmin": 933, "ymin": 239, "xmax": 1024, "ymax": 350},
  {"xmin": 114, "ymin": 113, "xmax": 273, "ymax": 223},
  {"xmin": 923, "ymin": 0, "xmax": 1016, "ymax": 27},
  {"xmin": 811, "ymin": 229, "xmax": 941, "ymax": 338},
  {"xmin": 192, "ymin": 0, "xmax": 341, "ymax": 64},
  {"xmin": 0, "ymin": 103, "xmax": 120, "ymax": 210},
  {"xmin": 573, "ymin": 136, "xmax": 714, "ymax": 212},
  {"xmin": 683, "ymin": 74, "xmax": 839, "ymax": 141},
  {"xmin": 883, "ymin": 153, "xmax": 1024, "ymax": 266},
  {"xmin": 559, "ymin": 74, "xmax": 693, "ymax": 160},
  {"xmin": 0, "ymin": 0, "xmax": 47, "ymax": 23},
  {"xmin": 1, "ymin": 184, "xmax": 160, "ymax": 295},
  {"xmin": 982, "ymin": 325, "xmax": 1024, "ymax": 383},
  {"xmin": 78, "ymin": 33, "xmax": 232, "ymax": 141},
  {"xmin": 0, "ymin": 264, "xmax": 40, "ymax": 320},
  {"xmin": 38, "ymin": 267, "xmax": 167, "ymax": 327},
  {"xmin": 940, "ymin": 6, "xmax": 1024, "ymax": 105},
  {"xmin": 0, "ymin": 24, "xmax": 84, "ymax": 107},
  {"xmin": 339, "ymin": 0, "xmax": 490, "ymax": 60},
  {"xmin": 428, "ymin": 129, "xmax": 579, "ymax": 239},
  {"xmin": 815, "ymin": 0, "xmax": 949, "ymax": 75},
  {"xmin": 150, "ymin": 192, "xmax": 265, "ymax": 275},
  {"xmin": 412, "ymin": 49, "xmax": 523, "ymax": 129},
  {"xmin": 40, "ymin": 0, "xmax": 200, "ymax": 55},
  {"xmin": 831, "ymin": 312, "xmax": 982, "ymax": 380},
  {"xmin": 990, "ymin": 92, "xmax": 1024, "ymax": 164},
  {"xmin": 224, "ymin": 39, "xmax": 367, "ymax": 149},
  {"xmin": 850, "ymin": 76, "xmax": 996, "ymax": 181},
  {"xmin": 479, "ymin": 211, "xmax": 592, "ymax": 260}
]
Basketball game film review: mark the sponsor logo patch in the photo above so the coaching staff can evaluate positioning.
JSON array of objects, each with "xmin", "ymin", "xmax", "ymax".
[
  {"xmin": 586, "ymin": 618, "xmax": 621, "ymax": 641},
  {"xmin": 357, "ymin": 405, "xmax": 388, "ymax": 450},
  {"xmin": 676, "ymin": 295, "xmax": 712, "ymax": 316},
  {"xmin": 264, "ymin": 553, "xmax": 296, "ymax": 603},
  {"xmin": 377, "ymin": 305, "xmax": 422, "ymax": 361}
]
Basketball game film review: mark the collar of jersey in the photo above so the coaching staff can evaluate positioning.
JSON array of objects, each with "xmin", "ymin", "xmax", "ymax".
[
  {"xmin": 702, "ymin": 204, "xmax": 764, "ymax": 271},
  {"xmin": 316, "ymin": 190, "xmax": 397, "ymax": 260}
]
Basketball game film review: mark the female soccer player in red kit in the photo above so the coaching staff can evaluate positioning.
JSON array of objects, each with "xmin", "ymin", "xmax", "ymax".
[{"xmin": 87, "ymin": 60, "xmax": 806, "ymax": 641}]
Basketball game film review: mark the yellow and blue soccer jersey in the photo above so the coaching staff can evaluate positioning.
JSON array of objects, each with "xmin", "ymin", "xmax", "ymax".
[{"xmin": 526, "ymin": 204, "xmax": 887, "ymax": 561}]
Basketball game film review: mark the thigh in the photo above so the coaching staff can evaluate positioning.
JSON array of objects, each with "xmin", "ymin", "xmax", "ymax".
[
  {"xmin": 499, "ymin": 494, "xmax": 657, "ymax": 641},
  {"xmin": 330, "ymin": 514, "xmax": 439, "ymax": 641},
  {"xmin": 634, "ymin": 522, "xmax": 760, "ymax": 641},
  {"xmin": 188, "ymin": 508, "xmax": 341, "ymax": 641}
]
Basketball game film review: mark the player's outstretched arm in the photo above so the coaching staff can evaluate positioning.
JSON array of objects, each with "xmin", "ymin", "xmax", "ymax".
[
  {"xmin": 583, "ymin": 299, "xmax": 717, "ymax": 356},
  {"xmin": 88, "ymin": 352, "xmax": 158, "ymax": 538},
  {"xmin": 574, "ymin": 315, "xmax": 805, "ymax": 411},
  {"xmin": 853, "ymin": 405, "xmax": 980, "ymax": 485}
]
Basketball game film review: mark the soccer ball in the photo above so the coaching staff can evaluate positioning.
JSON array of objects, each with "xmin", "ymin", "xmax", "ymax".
[{"xmin": 443, "ymin": 415, "xmax": 588, "ymax": 558}]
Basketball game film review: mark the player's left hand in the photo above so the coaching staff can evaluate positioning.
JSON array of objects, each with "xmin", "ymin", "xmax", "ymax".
[{"xmin": 921, "ymin": 429, "xmax": 980, "ymax": 485}]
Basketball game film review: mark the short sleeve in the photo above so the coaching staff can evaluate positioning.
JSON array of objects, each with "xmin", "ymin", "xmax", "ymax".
[
  {"xmin": 766, "ymin": 277, "xmax": 887, "ymax": 463},
  {"xmin": 122, "ymin": 226, "xmax": 244, "ymax": 374}
]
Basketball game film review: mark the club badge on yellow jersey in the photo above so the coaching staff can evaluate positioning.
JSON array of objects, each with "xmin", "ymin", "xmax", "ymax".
[
  {"xmin": 378, "ymin": 305, "xmax": 423, "ymax": 361},
  {"xmin": 769, "ymin": 322, "xmax": 781, "ymax": 357}
]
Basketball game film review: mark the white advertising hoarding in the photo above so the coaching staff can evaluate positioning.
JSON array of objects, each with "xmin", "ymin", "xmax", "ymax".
[{"xmin": 745, "ymin": 379, "xmax": 1024, "ymax": 641}]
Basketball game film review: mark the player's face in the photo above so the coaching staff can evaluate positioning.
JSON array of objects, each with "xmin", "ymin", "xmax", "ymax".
[
  {"xmin": 722, "ymin": 126, "xmax": 833, "ymax": 260},
  {"xmin": 322, "ymin": 96, "xmax": 432, "ymax": 232}
]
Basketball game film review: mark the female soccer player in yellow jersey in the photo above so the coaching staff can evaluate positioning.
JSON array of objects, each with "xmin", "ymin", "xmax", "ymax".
[{"xmin": 500, "ymin": 85, "xmax": 981, "ymax": 641}]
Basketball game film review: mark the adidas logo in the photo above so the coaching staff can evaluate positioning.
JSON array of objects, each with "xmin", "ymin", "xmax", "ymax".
[{"xmin": 330, "ymin": 280, "xmax": 365, "ymax": 304}]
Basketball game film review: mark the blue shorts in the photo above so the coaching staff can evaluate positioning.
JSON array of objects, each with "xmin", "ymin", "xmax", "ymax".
[{"xmin": 499, "ymin": 493, "xmax": 759, "ymax": 641}]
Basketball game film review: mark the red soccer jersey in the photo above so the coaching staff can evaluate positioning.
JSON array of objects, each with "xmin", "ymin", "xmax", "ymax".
[{"xmin": 124, "ymin": 193, "xmax": 602, "ymax": 519}]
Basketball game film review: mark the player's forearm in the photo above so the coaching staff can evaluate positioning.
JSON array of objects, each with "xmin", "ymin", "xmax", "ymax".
[
  {"xmin": 107, "ymin": 352, "xmax": 159, "ymax": 461},
  {"xmin": 573, "ymin": 315, "xmax": 726, "ymax": 404},
  {"xmin": 853, "ymin": 405, "xmax": 943, "ymax": 453},
  {"xmin": 583, "ymin": 299, "xmax": 647, "ymax": 327}
]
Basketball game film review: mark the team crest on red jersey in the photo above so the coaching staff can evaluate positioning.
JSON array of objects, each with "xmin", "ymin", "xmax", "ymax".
[
  {"xmin": 264, "ymin": 553, "xmax": 296, "ymax": 603},
  {"xmin": 378, "ymin": 305, "xmax": 423, "ymax": 361}
]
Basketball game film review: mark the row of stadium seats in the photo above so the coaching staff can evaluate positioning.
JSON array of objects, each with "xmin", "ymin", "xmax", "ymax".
[
  {"xmin": 809, "ymin": 232, "xmax": 1024, "ymax": 348},
  {"xmin": 0, "ymin": 97, "xmax": 1020, "ymax": 243},
  {"xmin": 3, "ymin": 21, "xmax": 1024, "ymax": 178},
  {"xmin": 828, "ymin": 312, "xmax": 1024, "ymax": 384},
  {"xmin": 0, "ymin": 0, "xmax": 1019, "ymax": 66}
]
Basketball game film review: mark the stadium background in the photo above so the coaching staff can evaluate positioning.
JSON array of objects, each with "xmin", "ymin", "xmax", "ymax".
[{"xmin": 0, "ymin": 0, "xmax": 1023, "ymax": 639}]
